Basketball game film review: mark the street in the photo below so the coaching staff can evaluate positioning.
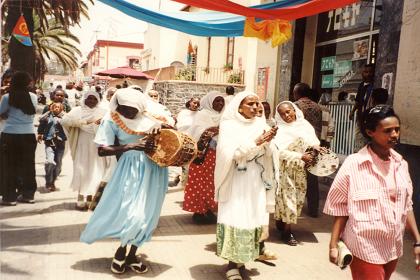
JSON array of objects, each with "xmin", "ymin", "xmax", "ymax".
[{"xmin": 0, "ymin": 143, "xmax": 417, "ymax": 280}]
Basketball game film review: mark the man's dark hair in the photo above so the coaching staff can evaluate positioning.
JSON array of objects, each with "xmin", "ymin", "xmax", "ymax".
[
  {"xmin": 226, "ymin": 86, "xmax": 235, "ymax": 95},
  {"xmin": 364, "ymin": 63, "xmax": 375, "ymax": 70},
  {"xmin": 294, "ymin": 83, "xmax": 311, "ymax": 99},
  {"xmin": 338, "ymin": 91, "xmax": 348, "ymax": 102},
  {"xmin": 372, "ymin": 88, "xmax": 388, "ymax": 105},
  {"xmin": 1, "ymin": 69, "xmax": 14, "ymax": 86}
]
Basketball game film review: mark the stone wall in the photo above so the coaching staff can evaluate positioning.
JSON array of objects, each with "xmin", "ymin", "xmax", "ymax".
[{"xmin": 153, "ymin": 80, "xmax": 245, "ymax": 114}]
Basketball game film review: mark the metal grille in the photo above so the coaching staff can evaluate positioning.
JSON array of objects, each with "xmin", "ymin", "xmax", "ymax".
[{"xmin": 327, "ymin": 103, "xmax": 356, "ymax": 155}]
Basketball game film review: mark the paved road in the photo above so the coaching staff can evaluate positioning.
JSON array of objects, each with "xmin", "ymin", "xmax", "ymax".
[{"xmin": 0, "ymin": 144, "xmax": 417, "ymax": 280}]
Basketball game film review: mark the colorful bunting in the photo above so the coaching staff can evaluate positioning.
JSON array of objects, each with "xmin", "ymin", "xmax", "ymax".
[
  {"xmin": 98, "ymin": 0, "xmax": 359, "ymax": 47},
  {"xmin": 170, "ymin": 0, "xmax": 359, "ymax": 20},
  {"xmin": 243, "ymin": 18, "xmax": 292, "ymax": 47}
]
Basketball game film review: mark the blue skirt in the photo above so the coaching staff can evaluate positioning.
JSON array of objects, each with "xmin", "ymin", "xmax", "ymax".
[{"xmin": 80, "ymin": 150, "xmax": 168, "ymax": 247}]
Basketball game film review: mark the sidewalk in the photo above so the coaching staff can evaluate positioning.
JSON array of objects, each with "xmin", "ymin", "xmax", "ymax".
[{"xmin": 0, "ymin": 144, "xmax": 417, "ymax": 280}]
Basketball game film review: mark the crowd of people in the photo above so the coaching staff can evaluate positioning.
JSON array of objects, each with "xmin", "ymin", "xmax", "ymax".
[{"xmin": 0, "ymin": 66, "xmax": 419, "ymax": 280}]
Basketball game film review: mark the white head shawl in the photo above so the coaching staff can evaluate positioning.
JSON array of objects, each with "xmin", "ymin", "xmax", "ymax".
[
  {"xmin": 80, "ymin": 91, "xmax": 106, "ymax": 121},
  {"xmin": 109, "ymin": 88, "xmax": 161, "ymax": 133},
  {"xmin": 215, "ymin": 91, "xmax": 277, "ymax": 203},
  {"xmin": 188, "ymin": 91, "xmax": 224, "ymax": 141},
  {"xmin": 272, "ymin": 101, "xmax": 320, "ymax": 150}
]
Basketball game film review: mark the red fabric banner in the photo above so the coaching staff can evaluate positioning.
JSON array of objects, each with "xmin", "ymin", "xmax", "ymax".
[{"xmin": 172, "ymin": 0, "xmax": 359, "ymax": 20}]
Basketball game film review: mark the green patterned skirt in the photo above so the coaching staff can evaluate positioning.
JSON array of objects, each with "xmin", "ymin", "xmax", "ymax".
[{"xmin": 216, "ymin": 223, "xmax": 262, "ymax": 264}]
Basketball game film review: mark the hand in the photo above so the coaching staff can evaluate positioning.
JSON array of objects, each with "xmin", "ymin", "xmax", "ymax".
[
  {"xmin": 329, "ymin": 247, "xmax": 339, "ymax": 265},
  {"xmin": 414, "ymin": 246, "xmax": 420, "ymax": 271},
  {"xmin": 313, "ymin": 145, "xmax": 328, "ymax": 154},
  {"xmin": 161, "ymin": 123, "xmax": 174, "ymax": 129},
  {"xmin": 349, "ymin": 112, "xmax": 354, "ymax": 121},
  {"xmin": 94, "ymin": 118, "xmax": 102, "ymax": 125},
  {"xmin": 301, "ymin": 152, "xmax": 314, "ymax": 164},
  {"xmin": 255, "ymin": 126, "xmax": 278, "ymax": 146},
  {"xmin": 37, "ymin": 134, "xmax": 43, "ymax": 144},
  {"xmin": 143, "ymin": 128, "xmax": 160, "ymax": 153},
  {"xmin": 206, "ymin": 126, "xmax": 219, "ymax": 136}
]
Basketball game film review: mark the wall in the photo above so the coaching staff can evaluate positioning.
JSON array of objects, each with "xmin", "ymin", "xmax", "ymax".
[
  {"xmin": 95, "ymin": 45, "xmax": 142, "ymax": 73},
  {"xmin": 153, "ymin": 80, "xmax": 245, "ymax": 114},
  {"xmin": 394, "ymin": 0, "xmax": 420, "ymax": 146},
  {"xmin": 394, "ymin": 0, "xmax": 420, "ymax": 226}
]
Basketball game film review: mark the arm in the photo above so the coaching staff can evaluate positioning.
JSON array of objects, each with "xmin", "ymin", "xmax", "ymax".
[
  {"xmin": 327, "ymin": 115, "xmax": 335, "ymax": 143},
  {"xmin": 406, "ymin": 211, "xmax": 420, "ymax": 268},
  {"xmin": 97, "ymin": 131, "xmax": 158, "ymax": 157},
  {"xmin": 0, "ymin": 94, "xmax": 9, "ymax": 115},
  {"xmin": 61, "ymin": 111, "xmax": 87, "ymax": 128},
  {"xmin": 234, "ymin": 126, "xmax": 278, "ymax": 161},
  {"xmin": 329, "ymin": 216, "xmax": 349, "ymax": 264}
]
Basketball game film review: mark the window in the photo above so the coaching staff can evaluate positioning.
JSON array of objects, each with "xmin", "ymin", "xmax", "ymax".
[
  {"xmin": 313, "ymin": 0, "xmax": 381, "ymax": 99},
  {"xmin": 226, "ymin": 37, "xmax": 235, "ymax": 68},
  {"xmin": 128, "ymin": 57, "xmax": 140, "ymax": 69}
]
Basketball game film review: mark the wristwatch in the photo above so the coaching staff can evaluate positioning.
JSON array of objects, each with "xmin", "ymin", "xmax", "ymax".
[{"xmin": 414, "ymin": 242, "xmax": 420, "ymax": 247}]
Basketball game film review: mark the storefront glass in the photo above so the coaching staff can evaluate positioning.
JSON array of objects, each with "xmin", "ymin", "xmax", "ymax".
[{"xmin": 313, "ymin": 0, "xmax": 382, "ymax": 101}]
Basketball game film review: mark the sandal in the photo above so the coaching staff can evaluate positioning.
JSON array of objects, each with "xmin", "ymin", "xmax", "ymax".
[
  {"xmin": 282, "ymin": 232, "xmax": 298, "ymax": 246},
  {"xmin": 110, "ymin": 257, "xmax": 126, "ymax": 274},
  {"xmin": 258, "ymin": 248, "xmax": 278, "ymax": 261},
  {"xmin": 226, "ymin": 268, "xmax": 242, "ymax": 280},
  {"xmin": 126, "ymin": 261, "xmax": 148, "ymax": 274}
]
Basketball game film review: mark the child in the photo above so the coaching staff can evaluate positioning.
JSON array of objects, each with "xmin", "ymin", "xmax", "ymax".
[{"xmin": 37, "ymin": 102, "xmax": 67, "ymax": 191}]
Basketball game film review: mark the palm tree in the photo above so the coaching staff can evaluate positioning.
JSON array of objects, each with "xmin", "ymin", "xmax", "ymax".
[
  {"xmin": 2, "ymin": 0, "xmax": 93, "ymax": 77},
  {"xmin": 33, "ymin": 16, "xmax": 82, "ymax": 82}
]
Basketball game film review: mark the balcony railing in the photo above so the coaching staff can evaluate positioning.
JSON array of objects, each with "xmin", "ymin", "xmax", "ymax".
[{"xmin": 174, "ymin": 66, "xmax": 245, "ymax": 84}]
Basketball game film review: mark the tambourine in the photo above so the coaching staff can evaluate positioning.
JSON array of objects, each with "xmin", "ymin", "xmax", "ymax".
[{"xmin": 307, "ymin": 149, "xmax": 339, "ymax": 177}]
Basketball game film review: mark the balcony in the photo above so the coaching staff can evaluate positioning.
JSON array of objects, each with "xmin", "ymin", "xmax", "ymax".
[{"xmin": 174, "ymin": 66, "xmax": 245, "ymax": 85}]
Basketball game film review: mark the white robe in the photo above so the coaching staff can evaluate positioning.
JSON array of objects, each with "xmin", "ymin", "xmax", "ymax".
[{"xmin": 61, "ymin": 92, "xmax": 107, "ymax": 196}]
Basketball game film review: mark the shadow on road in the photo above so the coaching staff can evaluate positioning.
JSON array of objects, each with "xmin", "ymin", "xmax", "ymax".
[{"xmin": 71, "ymin": 253, "xmax": 171, "ymax": 278}]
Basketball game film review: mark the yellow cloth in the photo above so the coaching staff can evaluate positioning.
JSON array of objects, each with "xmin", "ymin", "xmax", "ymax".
[{"xmin": 243, "ymin": 17, "xmax": 292, "ymax": 47}]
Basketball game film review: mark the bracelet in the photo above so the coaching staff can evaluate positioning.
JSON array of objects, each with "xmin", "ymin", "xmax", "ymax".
[{"xmin": 414, "ymin": 242, "xmax": 420, "ymax": 248}]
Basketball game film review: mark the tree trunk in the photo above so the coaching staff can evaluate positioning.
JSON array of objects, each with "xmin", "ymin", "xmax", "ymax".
[{"xmin": 5, "ymin": 1, "xmax": 35, "ymax": 78}]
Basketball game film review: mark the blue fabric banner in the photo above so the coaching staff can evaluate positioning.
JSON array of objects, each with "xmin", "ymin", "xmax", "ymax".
[{"xmin": 97, "ymin": 0, "xmax": 309, "ymax": 37}]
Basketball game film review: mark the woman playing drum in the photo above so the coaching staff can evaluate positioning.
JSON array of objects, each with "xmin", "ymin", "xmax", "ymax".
[
  {"xmin": 80, "ymin": 88, "xmax": 169, "ymax": 274},
  {"xmin": 183, "ymin": 91, "xmax": 225, "ymax": 224}
]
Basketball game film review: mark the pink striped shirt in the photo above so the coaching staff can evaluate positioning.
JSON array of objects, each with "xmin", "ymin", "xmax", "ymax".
[{"xmin": 323, "ymin": 146, "xmax": 413, "ymax": 264}]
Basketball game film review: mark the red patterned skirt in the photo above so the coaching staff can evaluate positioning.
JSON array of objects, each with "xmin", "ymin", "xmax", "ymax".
[{"xmin": 183, "ymin": 148, "xmax": 217, "ymax": 214}]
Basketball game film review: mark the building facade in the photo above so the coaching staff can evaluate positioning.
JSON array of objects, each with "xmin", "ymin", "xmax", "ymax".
[{"xmin": 81, "ymin": 40, "xmax": 144, "ymax": 77}]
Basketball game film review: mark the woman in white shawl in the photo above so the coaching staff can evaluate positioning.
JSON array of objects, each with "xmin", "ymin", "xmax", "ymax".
[
  {"xmin": 272, "ymin": 101, "xmax": 320, "ymax": 246},
  {"xmin": 176, "ymin": 97, "xmax": 200, "ymax": 133},
  {"xmin": 215, "ymin": 91, "xmax": 278, "ymax": 280},
  {"xmin": 61, "ymin": 91, "xmax": 107, "ymax": 210},
  {"xmin": 183, "ymin": 91, "xmax": 225, "ymax": 224}
]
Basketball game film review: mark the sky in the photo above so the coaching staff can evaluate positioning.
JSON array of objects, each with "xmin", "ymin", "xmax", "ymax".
[{"xmin": 72, "ymin": 0, "xmax": 184, "ymax": 60}]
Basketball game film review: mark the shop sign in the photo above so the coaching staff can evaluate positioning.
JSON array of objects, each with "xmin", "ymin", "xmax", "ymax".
[
  {"xmin": 334, "ymin": 60, "xmax": 352, "ymax": 76},
  {"xmin": 321, "ymin": 74, "xmax": 334, "ymax": 88},
  {"xmin": 321, "ymin": 56, "xmax": 336, "ymax": 71},
  {"xmin": 326, "ymin": 3, "xmax": 361, "ymax": 33}
]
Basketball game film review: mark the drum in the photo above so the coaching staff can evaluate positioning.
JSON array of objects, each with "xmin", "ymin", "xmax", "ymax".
[
  {"xmin": 307, "ymin": 149, "xmax": 339, "ymax": 177},
  {"xmin": 146, "ymin": 129, "xmax": 197, "ymax": 167}
]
